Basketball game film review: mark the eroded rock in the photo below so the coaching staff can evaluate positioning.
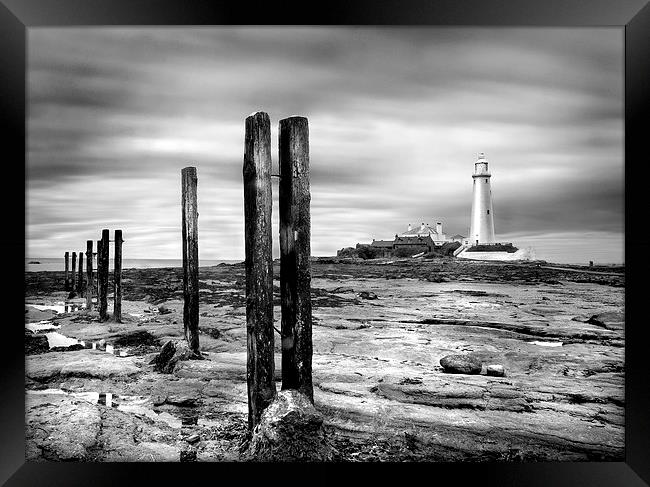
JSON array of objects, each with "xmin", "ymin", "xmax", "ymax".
[
  {"xmin": 113, "ymin": 330, "xmax": 160, "ymax": 347},
  {"xmin": 586, "ymin": 312, "xmax": 624, "ymax": 330},
  {"xmin": 25, "ymin": 332, "xmax": 49, "ymax": 355}
]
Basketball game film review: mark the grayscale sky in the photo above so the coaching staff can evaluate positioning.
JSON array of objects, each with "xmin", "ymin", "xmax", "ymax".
[{"xmin": 27, "ymin": 27, "xmax": 624, "ymax": 263}]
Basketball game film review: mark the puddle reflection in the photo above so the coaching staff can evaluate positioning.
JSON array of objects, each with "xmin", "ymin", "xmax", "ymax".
[
  {"xmin": 25, "ymin": 321, "xmax": 60, "ymax": 333},
  {"xmin": 28, "ymin": 388, "xmax": 220, "ymax": 435},
  {"xmin": 45, "ymin": 332, "xmax": 81, "ymax": 348},
  {"xmin": 529, "ymin": 340, "xmax": 563, "ymax": 347}
]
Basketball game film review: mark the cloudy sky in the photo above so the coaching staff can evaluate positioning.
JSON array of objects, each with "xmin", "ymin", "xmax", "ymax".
[{"xmin": 27, "ymin": 27, "xmax": 623, "ymax": 264}]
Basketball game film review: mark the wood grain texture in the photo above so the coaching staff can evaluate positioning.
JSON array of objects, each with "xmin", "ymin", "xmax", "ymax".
[
  {"xmin": 181, "ymin": 168, "xmax": 200, "ymax": 353},
  {"xmin": 77, "ymin": 251, "xmax": 84, "ymax": 296},
  {"xmin": 279, "ymin": 116, "xmax": 313, "ymax": 403},
  {"xmin": 64, "ymin": 252, "xmax": 69, "ymax": 291},
  {"xmin": 85, "ymin": 240, "xmax": 93, "ymax": 309},
  {"xmin": 71, "ymin": 252, "xmax": 77, "ymax": 292},
  {"xmin": 98, "ymin": 229, "xmax": 109, "ymax": 321},
  {"xmin": 113, "ymin": 230, "xmax": 123, "ymax": 323},
  {"xmin": 243, "ymin": 111, "xmax": 276, "ymax": 429}
]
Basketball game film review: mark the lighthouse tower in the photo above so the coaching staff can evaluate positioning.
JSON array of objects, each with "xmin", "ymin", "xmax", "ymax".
[{"xmin": 469, "ymin": 152, "xmax": 496, "ymax": 245}]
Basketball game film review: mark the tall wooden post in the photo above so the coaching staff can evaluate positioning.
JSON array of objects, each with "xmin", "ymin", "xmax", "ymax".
[
  {"xmin": 243, "ymin": 111, "xmax": 276, "ymax": 430},
  {"xmin": 279, "ymin": 116, "xmax": 314, "ymax": 403},
  {"xmin": 181, "ymin": 168, "xmax": 200, "ymax": 354},
  {"xmin": 95, "ymin": 245, "xmax": 99, "ymax": 293},
  {"xmin": 64, "ymin": 252, "xmax": 70, "ymax": 290},
  {"xmin": 113, "ymin": 230, "xmax": 123, "ymax": 322},
  {"xmin": 86, "ymin": 240, "xmax": 93, "ymax": 309},
  {"xmin": 98, "ymin": 229, "xmax": 109, "ymax": 321},
  {"xmin": 71, "ymin": 252, "xmax": 77, "ymax": 293},
  {"xmin": 77, "ymin": 251, "xmax": 84, "ymax": 296}
]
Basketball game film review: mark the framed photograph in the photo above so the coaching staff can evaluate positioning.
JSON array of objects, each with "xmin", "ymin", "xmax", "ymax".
[{"xmin": 4, "ymin": 0, "xmax": 649, "ymax": 484}]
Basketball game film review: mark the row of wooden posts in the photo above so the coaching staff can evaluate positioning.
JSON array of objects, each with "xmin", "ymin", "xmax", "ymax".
[
  {"xmin": 62, "ymin": 112, "xmax": 312, "ymax": 431},
  {"xmin": 64, "ymin": 229, "xmax": 124, "ymax": 322},
  {"xmin": 179, "ymin": 112, "xmax": 313, "ymax": 430}
]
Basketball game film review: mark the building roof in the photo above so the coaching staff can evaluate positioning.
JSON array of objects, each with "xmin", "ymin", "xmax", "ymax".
[
  {"xmin": 451, "ymin": 234, "xmax": 465, "ymax": 239},
  {"xmin": 394, "ymin": 235, "xmax": 434, "ymax": 245},
  {"xmin": 401, "ymin": 223, "xmax": 438, "ymax": 237},
  {"xmin": 371, "ymin": 240, "xmax": 394, "ymax": 248}
]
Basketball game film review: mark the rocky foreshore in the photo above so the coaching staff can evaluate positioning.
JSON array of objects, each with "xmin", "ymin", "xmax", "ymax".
[{"xmin": 24, "ymin": 257, "xmax": 625, "ymax": 462}]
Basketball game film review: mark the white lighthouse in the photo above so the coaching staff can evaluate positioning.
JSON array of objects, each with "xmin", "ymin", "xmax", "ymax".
[{"xmin": 469, "ymin": 152, "xmax": 496, "ymax": 245}]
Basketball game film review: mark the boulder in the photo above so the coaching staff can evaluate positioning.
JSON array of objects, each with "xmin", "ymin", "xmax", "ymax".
[
  {"xmin": 358, "ymin": 291, "xmax": 378, "ymax": 300},
  {"xmin": 440, "ymin": 354, "xmax": 482, "ymax": 375},
  {"xmin": 247, "ymin": 390, "xmax": 335, "ymax": 461},
  {"xmin": 150, "ymin": 340, "xmax": 200, "ymax": 373},
  {"xmin": 25, "ymin": 332, "xmax": 49, "ymax": 355},
  {"xmin": 186, "ymin": 434, "xmax": 200, "ymax": 444},
  {"xmin": 486, "ymin": 364, "xmax": 505, "ymax": 377},
  {"xmin": 158, "ymin": 305, "xmax": 172, "ymax": 315}
]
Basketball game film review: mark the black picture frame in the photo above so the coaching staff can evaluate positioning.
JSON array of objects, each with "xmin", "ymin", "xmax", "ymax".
[{"xmin": 3, "ymin": 0, "xmax": 648, "ymax": 485}]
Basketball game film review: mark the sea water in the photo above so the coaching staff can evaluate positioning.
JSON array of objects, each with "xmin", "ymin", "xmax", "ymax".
[{"xmin": 25, "ymin": 258, "xmax": 240, "ymax": 272}]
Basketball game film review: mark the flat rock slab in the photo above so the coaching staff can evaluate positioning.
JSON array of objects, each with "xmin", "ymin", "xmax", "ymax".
[
  {"xmin": 26, "ymin": 350, "xmax": 143, "ymax": 382},
  {"xmin": 26, "ymin": 389, "xmax": 182, "ymax": 461},
  {"xmin": 26, "ymin": 391, "xmax": 102, "ymax": 460},
  {"xmin": 25, "ymin": 305, "xmax": 57, "ymax": 322}
]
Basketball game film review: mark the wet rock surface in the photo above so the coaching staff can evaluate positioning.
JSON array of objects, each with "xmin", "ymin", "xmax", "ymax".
[{"xmin": 24, "ymin": 258, "xmax": 625, "ymax": 462}]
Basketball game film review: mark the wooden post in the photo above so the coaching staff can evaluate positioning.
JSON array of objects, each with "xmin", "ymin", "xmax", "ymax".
[
  {"xmin": 71, "ymin": 252, "xmax": 77, "ymax": 293},
  {"xmin": 279, "ymin": 116, "xmax": 314, "ymax": 402},
  {"xmin": 96, "ymin": 241, "xmax": 101, "ymax": 300},
  {"xmin": 94, "ymin": 245, "xmax": 99, "ymax": 293},
  {"xmin": 86, "ymin": 240, "xmax": 93, "ymax": 309},
  {"xmin": 243, "ymin": 111, "xmax": 276, "ymax": 430},
  {"xmin": 64, "ymin": 252, "xmax": 70, "ymax": 290},
  {"xmin": 98, "ymin": 229, "xmax": 109, "ymax": 321},
  {"xmin": 113, "ymin": 230, "xmax": 123, "ymax": 322},
  {"xmin": 181, "ymin": 168, "xmax": 200, "ymax": 354},
  {"xmin": 77, "ymin": 251, "xmax": 84, "ymax": 296}
]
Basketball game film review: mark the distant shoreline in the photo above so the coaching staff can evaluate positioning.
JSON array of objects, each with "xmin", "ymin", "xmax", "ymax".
[{"xmin": 25, "ymin": 256, "xmax": 625, "ymax": 276}]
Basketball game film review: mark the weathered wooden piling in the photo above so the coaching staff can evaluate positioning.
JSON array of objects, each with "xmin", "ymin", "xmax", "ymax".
[
  {"xmin": 77, "ymin": 251, "xmax": 84, "ymax": 296},
  {"xmin": 94, "ymin": 246, "xmax": 99, "ymax": 292},
  {"xmin": 243, "ymin": 111, "xmax": 276, "ymax": 430},
  {"xmin": 71, "ymin": 252, "xmax": 77, "ymax": 293},
  {"xmin": 64, "ymin": 252, "xmax": 70, "ymax": 290},
  {"xmin": 86, "ymin": 240, "xmax": 93, "ymax": 309},
  {"xmin": 279, "ymin": 116, "xmax": 314, "ymax": 403},
  {"xmin": 113, "ymin": 230, "xmax": 123, "ymax": 322},
  {"xmin": 98, "ymin": 229, "xmax": 109, "ymax": 321},
  {"xmin": 181, "ymin": 168, "xmax": 200, "ymax": 354}
]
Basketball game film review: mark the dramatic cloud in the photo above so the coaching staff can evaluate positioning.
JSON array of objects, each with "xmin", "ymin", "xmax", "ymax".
[{"xmin": 27, "ymin": 27, "xmax": 623, "ymax": 263}]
